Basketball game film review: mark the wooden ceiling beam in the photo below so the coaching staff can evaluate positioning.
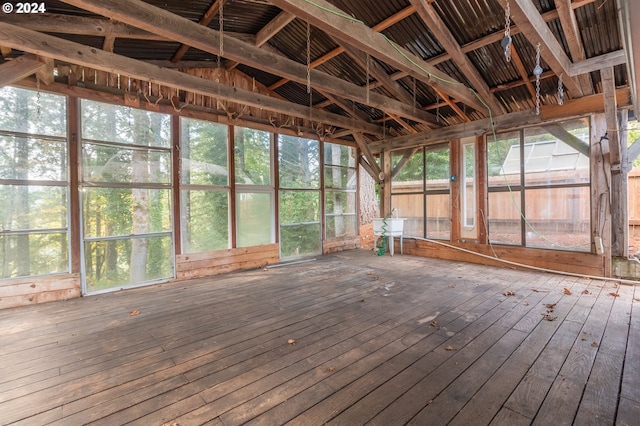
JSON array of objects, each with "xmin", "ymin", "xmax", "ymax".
[
  {"xmin": 227, "ymin": 10, "xmax": 294, "ymax": 70},
  {"xmin": 0, "ymin": 22, "xmax": 383, "ymax": 136},
  {"xmin": 354, "ymin": 133, "xmax": 383, "ymax": 183},
  {"xmin": 269, "ymin": 0, "xmax": 487, "ymax": 113},
  {"xmin": 370, "ymin": 87, "xmax": 632, "ymax": 153},
  {"xmin": 268, "ymin": 5, "xmax": 415, "ymax": 91},
  {"xmin": 59, "ymin": 0, "xmax": 437, "ymax": 126},
  {"xmin": 409, "ymin": 0, "xmax": 503, "ymax": 115},
  {"xmin": 171, "ymin": 0, "xmax": 223, "ymax": 63},
  {"xmin": 555, "ymin": 0, "xmax": 593, "ymax": 95},
  {"xmin": 0, "ymin": 54, "xmax": 46, "ymax": 87},
  {"xmin": 0, "ymin": 13, "xmax": 166, "ymax": 40},
  {"xmin": 602, "ymin": 67, "xmax": 621, "ymax": 167},
  {"xmin": 496, "ymin": 0, "xmax": 583, "ymax": 97},
  {"xmin": 433, "ymin": 88, "xmax": 471, "ymax": 122}
]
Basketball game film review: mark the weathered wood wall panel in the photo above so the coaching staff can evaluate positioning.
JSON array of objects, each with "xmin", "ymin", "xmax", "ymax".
[
  {"xmin": 0, "ymin": 274, "xmax": 81, "ymax": 309},
  {"xmin": 399, "ymin": 238, "xmax": 605, "ymax": 277},
  {"xmin": 176, "ymin": 244, "xmax": 280, "ymax": 280},
  {"xmin": 323, "ymin": 236, "xmax": 360, "ymax": 254}
]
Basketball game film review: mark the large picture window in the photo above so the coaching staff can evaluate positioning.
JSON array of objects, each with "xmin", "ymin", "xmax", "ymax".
[
  {"xmin": 324, "ymin": 143, "xmax": 357, "ymax": 239},
  {"xmin": 81, "ymin": 100, "xmax": 173, "ymax": 292},
  {"xmin": 234, "ymin": 127, "xmax": 275, "ymax": 247},
  {"xmin": 487, "ymin": 118, "xmax": 590, "ymax": 251},
  {"xmin": 0, "ymin": 87, "xmax": 69, "ymax": 279},
  {"xmin": 180, "ymin": 118, "xmax": 230, "ymax": 253},
  {"xmin": 391, "ymin": 144, "xmax": 451, "ymax": 240},
  {"xmin": 278, "ymin": 135, "xmax": 321, "ymax": 259}
]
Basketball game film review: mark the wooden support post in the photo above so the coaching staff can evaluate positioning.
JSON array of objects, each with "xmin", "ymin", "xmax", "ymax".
[
  {"xmin": 591, "ymin": 114, "xmax": 612, "ymax": 276},
  {"xmin": 450, "ymin": 139, "xmax": 461, "ymax": 242},
  {"xmin": 68, "ymin": 96, "xmax": 81, "ymax": 274},
  {"xmin": 172, "ymin": 115, "xmax": 182, "ymax": 255},
  {"xmin": 476, "ymin": 135, "xmax": 488, "ymax": 244},
  {"xmin": 381, "ymin": 150, "xmax": 392, "ymax": 217},
  {"xmin": 611, "ymin": 110, "xmax": 629, "ymax": 257}
]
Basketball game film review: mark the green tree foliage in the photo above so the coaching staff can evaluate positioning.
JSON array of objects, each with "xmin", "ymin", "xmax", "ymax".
[{"xmin": 0, "ymin": 87, "xmax": 68, "ymax": 278}]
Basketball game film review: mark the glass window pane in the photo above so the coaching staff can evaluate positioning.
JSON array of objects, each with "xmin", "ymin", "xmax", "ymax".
[
  {"xmin": 234, "ymin": 127, "xmax": 272, "ymax": 185},
  {"xmin": 325, "ymin": 191, "xmax": 356, "ymax": 215},
  {"xmin": 391, "ymin": 193, "xmax": 423, "ymax": 238},
  {"xmin": 236, "ymin": 192, "xmax": 273, "ymax": 247},
  {"xmin": 524, "ymin": 119, "xmax": 590, "ymax": 186},
  {"xmin": 324, "ymin": 166, "xmax": 356, "ymax": 190},
  {"xmin": 181, "ymin": 190, "xmax": 230, "ymax": 253},
  {"xmin": 279, "ymin": 190, "xmax": 320, "ymax": 224},
  {"xmin": 463, "ymin": 143, "xmax": 476, "ymax": 228},
  {"xmin": 524, "ymin": 187, "xmax": 590, "ymax": 251},
  {"xmin": 426, "ymin": 193, "xmax": 450, "ymax": 240},
  {"xmin": 0, "ymin": 136, "xmax": 67, "ymax": 181},
  {"xmin": 82, "ymin": 144, "xmax": 170, "ymax": 184},
  {"xmin": 325, "ymin": 215, "xmax": 357, "ymax": 239},
  {"xmin": 0, "ymin": 87, "xmax": 66, "ymax": 137},
  {"xmin": 181, "ymin": 118, "xmax": 228, "ymax": 186},
  {"xmin": 488, "ymin": 191, "xmax": 522, "ymax": 245},
  {"xmin": 84, "ymin": 235, "xmax": 173, "ymax": 292},
  {"xmin": 392, "ymin": 149, "xmax": 423, "ymax": 192},
  {"xmin": 82, "ymin": 100, "xmax": 171, "ymax": 147},
  {"xmin": 280, "ymin": 223, "xmax": 321, "ymax": 258},
  {"xmin": 279, "ymin": 135, "xmax": 319, "ymax": 189},
  {"xmin": 1, "ymin": 233, "xmax": 68, "ymax": 279},
  {"xmin": 426, "ymin": 145, "xmax": 450, "ymax": 183},
  {"xmin": 488, "ymin": 131, "xmax": 521, "ymax": 187},
  {"xmin": 324, "ymin": 142, "xmax": 357, "ymax": 167},
  {"xmin": 83, "ymin": 188, "xmax": 172, "ymax": 237},
  {"xmin": 0, "ymin": 185, "xmax": 67, "ymax": 231}
]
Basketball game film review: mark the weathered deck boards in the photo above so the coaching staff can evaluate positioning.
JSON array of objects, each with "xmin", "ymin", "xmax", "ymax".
[{"xmin": 0, "ymin": 249, "xmax": 638, "ymax": 426}]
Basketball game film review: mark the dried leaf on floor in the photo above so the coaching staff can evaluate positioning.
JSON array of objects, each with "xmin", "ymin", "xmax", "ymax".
[
  {"xmin": 545, "ymin": 303, "xmax": 556, "ymax": 310},
  {"xmin": 445, "ymin": 345, "xmax": 456, "ymax": 351},
  {"xmin": 375, "ymin": 276, "xmax": 380, "ymax": 281},
  {"xmin": 564, "ymin": 288, "xmax": 572, "ymax": 295},
  {"xmin": 448, "ymin": 284, "xmax": 456, "ymax": 288},
  {"xmin": 288, "ymin": 339, "xmax": 296, "ymax": 345},
  {"xmin": 543, "ymin": 313, "xmax": 557, "ymax": 321},
  {"xmin": 368, "ymin": 271, "xmax": 374, "ymax": 275},
  {"xmin": 634, "ymin": 297, "xmax": 640, "ymax": 302},
  {"xmin": 129, "ymin": 310, "xmax": 140, "ymax": 316},
  {"xmin": 359, "ymin": 299, "xmax": 365, "ymax": 303},
  {"xmin": 591, "ymin": 341, "xmax": 599, "ymax": 347},
  {"xmin": 328, "ymin": 367, "xmax": 335, "ymax": 372},
  {"xmin": 582, "ymin": 289, "xmax": 591, "ymax": 295},
  {"xmin": 609, "ymin": 292, "xmax": 620, "ymax": 297},
  {"xmin": 430, "ymin": 321, "xmax": 439, "ymax": 327},
  {"xmin": 503, "ymin": 291, "xmax": 516, "ymax": 296}
]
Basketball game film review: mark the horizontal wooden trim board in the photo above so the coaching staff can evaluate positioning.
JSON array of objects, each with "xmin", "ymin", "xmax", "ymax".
[
  {"xmin": 176, "ymin": 244, "xmax": 280, "ymax": 280},
  {"xmin": 399, "ymin": 239, "xmax": 605, "ymax": 277},
  {"xmin": 323, "ymin": 236, "xmax": 361, "ymax": 254},
  {"xmin": 0, "ymin": 273, "xmax": 81, "ymax": 309}
]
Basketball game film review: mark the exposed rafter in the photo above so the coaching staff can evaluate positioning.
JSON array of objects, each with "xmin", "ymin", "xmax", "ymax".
[
  {"xmin": 0, "ymin": 22, "xmax": 383, "ymax": 136},
  {"xmin": 555, "ymin": 0, "xmax": 593, "ymax": 95},
  {"xmin": 226, "ymin": 10, "xmax": 294, "ymax": 70},
  {"xmin": 0, "ymin": 54, "xmax": 45, "ymax": 87},
  {"xmin": 58, "ymin": 0, "xmax": 438, "ymax": 126},
  {"xmin": 269, "ymin": 0, "xmax": 488, "ymax": 113},
  {"xmin": 409, "ymin": 0, "xmax": 504, "ymax": 114},
  {"xmin": 172, "ymin": 0, "xmax": 223, "ymax": 63},
  {"xmin": 495, "ymin": 0, "xmax": 583, "ymax": 97}
]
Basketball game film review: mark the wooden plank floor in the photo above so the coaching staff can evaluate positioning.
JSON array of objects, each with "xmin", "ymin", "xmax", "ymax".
[{"xmin": 1, "ymin": 249, "xmax": 639, "ymax": 426}]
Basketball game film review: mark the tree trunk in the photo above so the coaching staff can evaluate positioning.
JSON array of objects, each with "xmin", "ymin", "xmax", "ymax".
[{"xmin": 359, "ymin": 164, "xmax": 379, "ymax": 225}]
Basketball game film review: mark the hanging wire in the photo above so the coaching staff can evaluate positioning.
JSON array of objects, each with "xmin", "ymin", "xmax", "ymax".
[
  {"xmin": 306, "ymin": 21, "xmax": 312, "ymax": 94},
  {"xmin": 219, "ymin": 0, "xmax": 224, "ymax": 57},
  {"xmin": 412, "ymin": 77, "xmax": 417, "ymax": 114},
  {"xmin": 557, "ymin": 73, "xmax": 564, "ymax": 105},
  {"xmin": 502, "ymin": 0, "xmax": 512, "ymax": 62},
  {"xmin": 533, "ymin": 42, "xmax": 543, "ymax": 115},
  {"xmin": 35, "ymin": 76, "xmax": 41, "ymax": 117},
  {"xmin": 366, "ymin": 53, "xmax": 370, "ymax": 104}
]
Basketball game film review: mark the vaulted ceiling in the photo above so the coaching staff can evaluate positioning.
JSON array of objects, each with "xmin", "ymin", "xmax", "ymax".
[{"xmin": 0, "ymin": 0, "xmax": 635, "ymax": 150}]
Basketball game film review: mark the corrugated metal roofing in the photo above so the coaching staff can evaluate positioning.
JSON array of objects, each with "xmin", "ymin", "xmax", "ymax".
[{"xmin": 5, "ymin": 0, "xmax": 629, "ymax": 138}]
